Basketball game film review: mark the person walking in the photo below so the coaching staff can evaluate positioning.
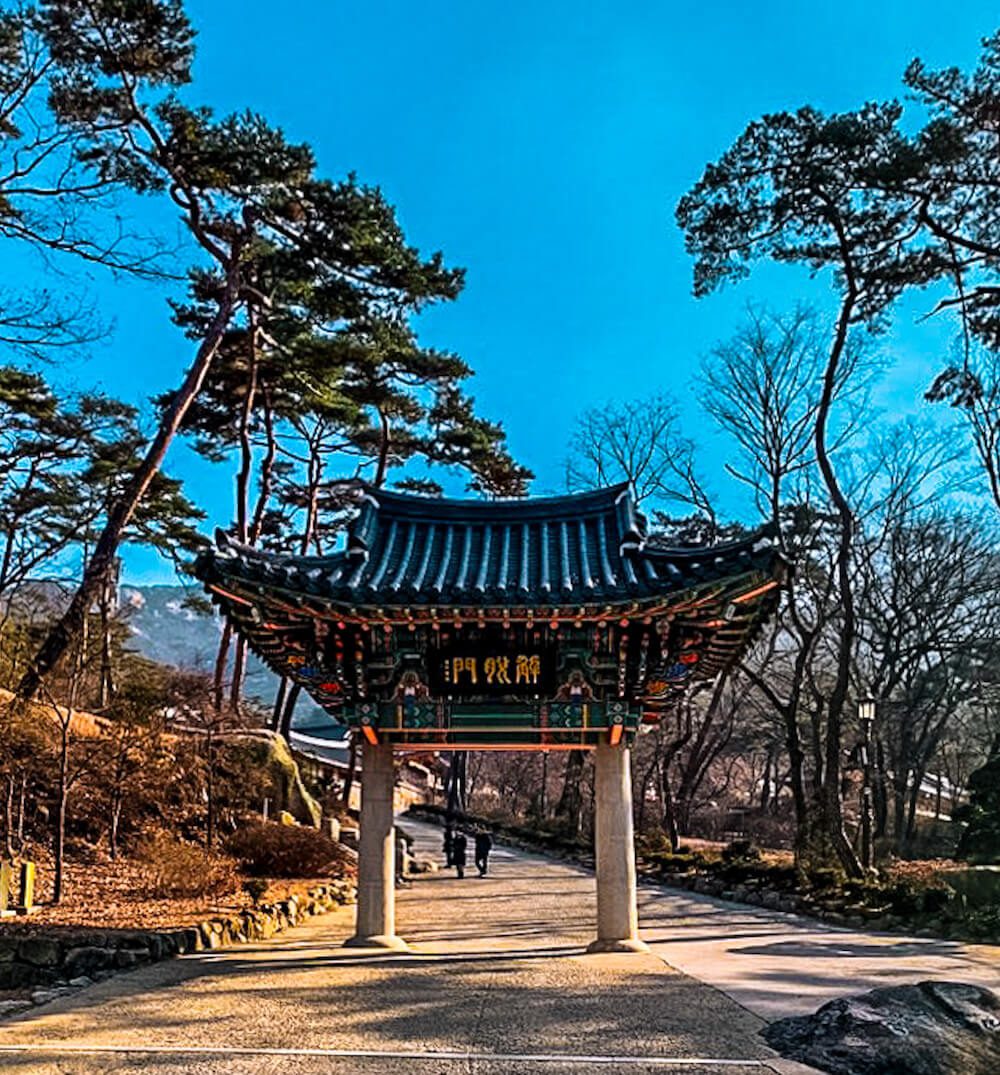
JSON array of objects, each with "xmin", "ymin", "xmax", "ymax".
[
  {"xmin": 395, "ymin": 828, "xmax": 411, "ymax": 887},
  {"xmin": 474, "ymin": 828, "xmax": 493, "ymax": 877},
  {"xmin": 451, "ymin": 830, "xmax": 468, "ymax": 879}
]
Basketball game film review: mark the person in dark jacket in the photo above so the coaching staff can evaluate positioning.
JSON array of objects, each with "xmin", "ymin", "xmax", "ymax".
[
  {"xmin": 474, "ymin": 829, "xmax": 493, "ymax": 876},
  {"xmin": 451, "ymin": 831, "xmax": 468, "ymax": 878}
]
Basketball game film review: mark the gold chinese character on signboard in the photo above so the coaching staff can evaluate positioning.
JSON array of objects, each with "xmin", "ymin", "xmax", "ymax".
[
  {"xmin": 450, "ymin": 656, "xmax": 478, "ymax": 684},
  {"xmin": 485, "ymin": 656, "xmax": 511, "ymax": 684},
  {"xmin": 516, "ymin": 654, "xmax": 541, "ymax": 684}
]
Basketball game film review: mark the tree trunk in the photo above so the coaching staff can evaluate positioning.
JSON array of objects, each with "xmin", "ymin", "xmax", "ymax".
[
  {"xmin": 3, "ymin": 775, "xmax": 13, "ymax": 859},
  {"xmin": 636, "ymin": 755, "xmax": 658, "ymax": 831},
  {"xmin": 278, "ymin": 682, "xmax": 300, "ymax": 740},
  {"xmin": 213, "ymin": 621, "xmax": 233, "ymax": 716},
  {"xmin": 785, "ymin": 708, "xmax": 809, "ymax": 830},
  {"xmin": 444, "ymin": 752, "xmax": 467, "ymax": 819},
  {"xmin": 228, "ymin": 316, "xmax": 259, "ymax": 714},
  {"xmin": 53, "ymin": 730, "xmax": 69, "ymax": 904},
  {"xmin": 271, "ymin": 677, "xmax": 288, "ymax": 732},
  {"xmin": 661, "ymin": 763, "xmax": 680, "ymax": 851},
  {"xmin": 229, "ymin": 638, "xmax": 247, "ymax": 719},
  {"xmin": 905, "ymin": 778, "xmax": 921, "ymax": 849},
  {"xmin": 893, "ymin": 777, "xmax": 908, "ymax": 852},
  {"xmin": 810, "ymin": 275, "xmax": 864, "ymax": 879},
  {"xmin": 15, "ymin": 260, "xmax": 243, "ymax": 703},
  {"xmin": 341, "ymin": 734, "xmax": 359, "ymax": 808},
  {"xmin": 539, "ymin": 751, "xmax": 548, "ymax": 819},
  {"xmin": 205, "ymin": 725, "xmax": 216, "ymax": 848},
  {"xmin": 98, "ymin": 558, "xmax": 119, "ymax": 709},
  {"xmin": 374, "ymin": 409, "xmax": 391, "ymax": 488},
  {"xmin": 555, "ymin": 750, "xmax": 585, "ymax": 834},
  {"xmin": 759, "ymin": 748, "xmax": 775, "ymax": 811},
  {"xmin": 874, "ymin": 738, "xmax": 889, "ymax": 838},
  {"xmin": 249, "ymin": 390, "xmax": 276, "ymax": 544},
  {"xmin": 109, "ymin": 794, "xmax": 122, "ymax": 861},
  {"xmin": 15, "ymin": 775, "xmax": 26, "ymax": 852}
]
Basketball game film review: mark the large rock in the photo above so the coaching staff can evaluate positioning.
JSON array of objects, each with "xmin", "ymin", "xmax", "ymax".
[
  {"xmin": 763, "ymin": 980, "xmax": 1000, "ymax": 1075},
  {"xmin": 231, "ymin": 733, "xmax": 321, "ymax": 827},
  {"xmin": 16, "ymin": 937, "xmax": 61, "ymax": 967},
  {"xmin": 63, "ymin": 946, "xmax": 116, "ymax": 979},
  {"xmin": 0, "ymin": 962, "xmax": 52, "ymax": 989}
]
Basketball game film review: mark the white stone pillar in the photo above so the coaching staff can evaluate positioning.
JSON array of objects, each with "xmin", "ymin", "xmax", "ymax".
[
  {"xmin": 345, "ymin": 738, "xmax": 408, "ymax": 950},
  {"xmin": 587, "ymin": 741, "xmax": 649, "ymax": 953}
]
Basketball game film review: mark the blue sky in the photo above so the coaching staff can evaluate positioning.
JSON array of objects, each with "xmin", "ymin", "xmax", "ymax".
[{"xmin": 27, "ymin": 1, "xmax": 998, "ymax": 583}]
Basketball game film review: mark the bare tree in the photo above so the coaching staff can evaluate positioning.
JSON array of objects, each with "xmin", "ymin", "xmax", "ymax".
[{"xmin": 566, "ymin": 394, "xmax": 716, "ymax": 527}]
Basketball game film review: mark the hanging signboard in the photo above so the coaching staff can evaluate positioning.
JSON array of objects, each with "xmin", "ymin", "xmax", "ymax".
[{"xmin": 427, "ymin": 637, "xmax": 558, "ymax": 698}]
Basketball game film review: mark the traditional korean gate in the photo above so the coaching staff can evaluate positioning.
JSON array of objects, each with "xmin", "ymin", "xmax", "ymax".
[{"xmin": 196, "ymin": 483, "xmax": 780, "ymax": 951}]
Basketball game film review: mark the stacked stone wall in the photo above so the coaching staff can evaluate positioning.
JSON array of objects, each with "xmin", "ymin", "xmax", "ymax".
[{"xmin": 0, "ymin": 879, "xmax": 355, "ymax": 1015}]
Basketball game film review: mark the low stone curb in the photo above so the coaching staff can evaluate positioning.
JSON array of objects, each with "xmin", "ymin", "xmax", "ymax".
[
  {"xmin": 0, "ymin": 878, "xmax": 356, "ymax": 1016},
  {"xmin": 639, "ymin": 868, "xmax": 999, "ymax": 944}
]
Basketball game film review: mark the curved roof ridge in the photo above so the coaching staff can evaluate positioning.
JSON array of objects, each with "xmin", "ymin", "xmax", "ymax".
[
  {"xmin": 358, "ymin": 481, "xmax": 633, "ymax": 521},
  {"xmin": 212, "ymin": 530, "xmax": 348, "ymax": 571},
  {"xmin": 641, "ymin": 523, "xmax": 778, "ymax": 561}
]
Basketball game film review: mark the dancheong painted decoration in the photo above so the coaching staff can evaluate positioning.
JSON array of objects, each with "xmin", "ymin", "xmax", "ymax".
[{"xmin": 194, "ymin": 483, "xmax": 782, "ymax": 750}]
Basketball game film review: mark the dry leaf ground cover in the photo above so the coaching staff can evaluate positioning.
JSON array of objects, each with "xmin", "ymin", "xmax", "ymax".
[{"xmin": 0, "ymin": 846, "xmax": 350, "ymax": 933}]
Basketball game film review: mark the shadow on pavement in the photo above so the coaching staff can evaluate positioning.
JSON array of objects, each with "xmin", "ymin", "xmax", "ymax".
[{"xmin": 734, "ymin": 938, "xmax": 963, "ymax": 959}]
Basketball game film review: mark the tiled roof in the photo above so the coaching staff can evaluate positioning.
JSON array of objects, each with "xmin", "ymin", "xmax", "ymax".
[{"xmin": 196, "ymin": 483, "xmax": 777, "ymax": 609}]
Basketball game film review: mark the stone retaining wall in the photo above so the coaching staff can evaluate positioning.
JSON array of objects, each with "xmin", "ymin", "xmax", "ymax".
[{"xmin": 0, "ymin": 878, "xmax": 355, "ymax": 1015}]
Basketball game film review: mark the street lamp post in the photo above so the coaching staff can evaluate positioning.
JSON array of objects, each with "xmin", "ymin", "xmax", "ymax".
[{"xmin": 858, "ymin": 696, "xmax": 876, "ymax": 873}]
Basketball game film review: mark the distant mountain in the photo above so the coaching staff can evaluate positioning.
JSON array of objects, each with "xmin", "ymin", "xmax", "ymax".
[
  {"xmin": 119, "ymin": 585, "xmax": 336, "ymax": 733},
  {"xmin": 2, "ymin": 581, "xmax": 342, "ymax": 745},
  {"xmin": 118, "ymin": 585, "xmax": 223, "ymax": 678}
]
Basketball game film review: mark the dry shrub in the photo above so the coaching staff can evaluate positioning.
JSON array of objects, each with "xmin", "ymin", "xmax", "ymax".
[
  {"xmin": 134, "ymin": 831, "xmax": 239, "ymax": 899},
  {"xmin": 224, "ymin": 821, "xmax": 351, "ymax": 879}
]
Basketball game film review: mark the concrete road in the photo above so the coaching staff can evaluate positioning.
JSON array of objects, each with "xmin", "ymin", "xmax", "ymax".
[
  {"xmin": 0, "ymin": 820, "xmax": 995, "ymax": 1073},
  {"xmin": 639, "ymin": 880, "xmax": 1000, "ymax": 1022},
  {"xmin": 0, "ymin": 820, "xmax": 807, "ymax": 1074}
]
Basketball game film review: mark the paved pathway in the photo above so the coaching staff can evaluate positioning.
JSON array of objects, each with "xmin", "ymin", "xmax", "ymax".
[
  {"xmin": 0, "ymin": 820, "xmax": 995, "ymax": 1073},
  {"xmin": 637, "ymin": 876, "xmax": 1000, "ymax": 1022}
]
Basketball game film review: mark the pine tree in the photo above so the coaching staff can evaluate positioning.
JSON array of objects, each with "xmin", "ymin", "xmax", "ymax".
[{"xmin": 14, "ymin": 3, "xmax": 314, "ymax": 700}]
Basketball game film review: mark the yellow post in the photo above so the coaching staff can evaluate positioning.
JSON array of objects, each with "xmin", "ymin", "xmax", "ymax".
[
  {"xmin": 0, "ymin": 860, "xmax": 13, "ymax": 917},
  {"xmin": 18, "ymin": 860, "xmax": 35, "ymax": 913}
]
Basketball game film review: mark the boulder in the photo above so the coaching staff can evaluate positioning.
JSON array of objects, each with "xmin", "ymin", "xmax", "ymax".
[
  {"xmin": 62, "ymin": 946, "xmax": 115, "ymax": 979},
  {"xmin": 17, "ymin": 937, "xmax": 61, "ymax": 967},
  {"xmin": 0, "ymin": 962, "xmax": 49, "ymax": 989},
  {"xmin": 763, "ymin": 980, "xmax": 1000, "ymax": 1075},
  {"xmin": 30, "ymin": 986, "xmax": 75, "ymax": 1006},
  {"xmin": 0, "ymin": 998, "xmax": 33, "ymax": 1017}
]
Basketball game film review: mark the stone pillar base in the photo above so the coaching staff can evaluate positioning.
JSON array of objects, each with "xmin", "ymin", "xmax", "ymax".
[
  {"xmin": 586, "ymin": 937, "xmax": 650, "ymax": 954},
  {"xmin": 344, "ymin": 933, "xmax": 410, "ymax": 951}
]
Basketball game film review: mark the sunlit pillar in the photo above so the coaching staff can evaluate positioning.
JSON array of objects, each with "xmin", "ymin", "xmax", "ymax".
[
  {"xmin": 345, "ymin": 737, "xmax": 408, "ymax": 950},
  {"xmin": 588, "ymin": 741, "xmax": 649, "ymax": 953}
]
